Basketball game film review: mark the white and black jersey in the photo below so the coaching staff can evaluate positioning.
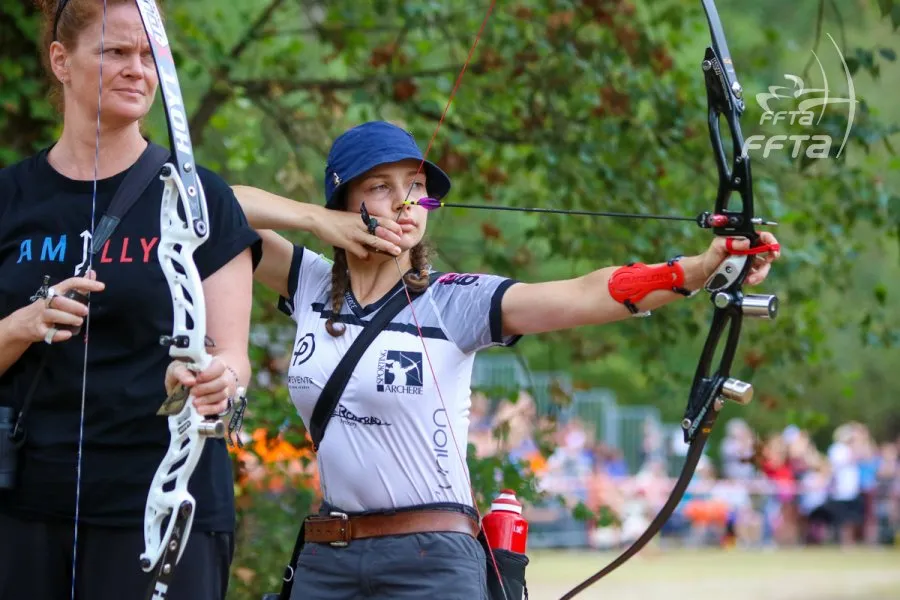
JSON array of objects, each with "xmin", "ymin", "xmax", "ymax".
[{"xmin": 278, "ymin": 246, "xmax": 521, "ymax": 512}]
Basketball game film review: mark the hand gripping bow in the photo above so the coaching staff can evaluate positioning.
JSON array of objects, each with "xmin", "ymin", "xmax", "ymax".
[
  {"xmin": 133, "ymin": 2, "xmax": 231, "ymax": 598},
  {"xmin": 559, "ymin": 1, "xmax": 778, "ymax": 597}
]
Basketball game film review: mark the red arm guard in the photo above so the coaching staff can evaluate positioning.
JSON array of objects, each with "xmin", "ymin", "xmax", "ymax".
[{"xmin": 608, "ymin": 259, "xmax": 693, "ymax": 314}]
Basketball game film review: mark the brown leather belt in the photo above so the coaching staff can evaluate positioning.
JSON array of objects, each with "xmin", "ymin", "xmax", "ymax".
[{"xmin": 304, "ymin": 510, "xmax": 479, "ymax": 546}]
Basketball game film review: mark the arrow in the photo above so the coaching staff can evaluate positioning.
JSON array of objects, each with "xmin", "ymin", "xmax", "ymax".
[{"xmin": 404, "ymin": 197, "xmax": 777, "ymax": 227}]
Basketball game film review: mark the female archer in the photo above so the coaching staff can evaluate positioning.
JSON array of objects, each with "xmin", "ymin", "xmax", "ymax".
[
  {"xmin": 0, "ymin": 2, "xmax": 262, "ymax": 598},
  {"xmin": 232, "ymin": 119, "xmax": 780, "ymax": 599},
  {"xmin": 0, "ymin": 4, "xmax": 393, "ymax": 599}
]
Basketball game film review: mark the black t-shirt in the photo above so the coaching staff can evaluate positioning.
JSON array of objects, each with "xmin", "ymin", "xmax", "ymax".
[{"xmin": 0, "ymin": 147, "xmax": 262, "ymax": 531}]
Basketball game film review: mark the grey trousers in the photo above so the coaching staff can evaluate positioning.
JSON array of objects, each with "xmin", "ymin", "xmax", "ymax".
[{"xmin": 289, "ymin": 531, "xmax": 488, "ymax": 599}]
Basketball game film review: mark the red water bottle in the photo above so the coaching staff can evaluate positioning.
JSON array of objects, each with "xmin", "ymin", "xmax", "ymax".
[{"xmin": 482, "ymin": 489, "xmax": 528, "ymax": 553}]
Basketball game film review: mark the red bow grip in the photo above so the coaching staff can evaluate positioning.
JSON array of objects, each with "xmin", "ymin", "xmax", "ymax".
[{"xmin": 725, "ymin": 237, "xmax": 780, "ymax": 255}]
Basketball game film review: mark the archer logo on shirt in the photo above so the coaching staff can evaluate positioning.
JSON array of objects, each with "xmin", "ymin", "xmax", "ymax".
[
  {"xmin": 376, "ymin": 350, "xmax": 423, "ymax": 394},
  {"xmin": 292, "ymin": 333, "xmax": 315, "ymax": 366}
]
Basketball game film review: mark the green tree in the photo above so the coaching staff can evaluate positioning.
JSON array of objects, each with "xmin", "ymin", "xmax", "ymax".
[{"xmin": 2, "ymin": 1, "xmax": 899, "ymax": 597}]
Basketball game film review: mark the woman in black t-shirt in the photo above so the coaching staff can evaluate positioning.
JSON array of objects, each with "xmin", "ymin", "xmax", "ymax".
[{"xmin": 0, "ymin": 2, "xmax": 260, "ymax": 599}]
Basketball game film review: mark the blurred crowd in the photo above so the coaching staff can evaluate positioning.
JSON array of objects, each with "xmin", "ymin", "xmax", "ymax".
[{"xmin": 471, "ymin": 391, "xmax": 900, "ymax": 550}]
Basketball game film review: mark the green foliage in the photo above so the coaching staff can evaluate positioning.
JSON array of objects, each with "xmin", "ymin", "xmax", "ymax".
[
  {"xmin": 231, "ymin": 484, "xmax": 316, "ymax": 597},
  {"xmin": 0, "ymin": 3, "xmax": 59, "ymax": 164}
]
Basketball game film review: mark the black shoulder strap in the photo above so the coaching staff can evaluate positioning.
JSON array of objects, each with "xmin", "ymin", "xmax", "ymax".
[
  {"xmin": 309, "ymin": 287, "xmax": 424, "ymax": 451},
  {"xmin": 90, "ymin": 141, "xmax": 170, "ymax": 255}
]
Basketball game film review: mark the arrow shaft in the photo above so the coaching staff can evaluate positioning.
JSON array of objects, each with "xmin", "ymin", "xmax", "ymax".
[{"xmin": 431, "ymin": 201, "xmax": 697, "ymax": 222}]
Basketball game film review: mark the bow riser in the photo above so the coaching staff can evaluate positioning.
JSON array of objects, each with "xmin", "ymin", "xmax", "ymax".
[
  {"xmin": 141, "ymin": 166, "xmax": 223, "ymax": 592},
  {"xmin": 156, "ymin": 170, "xmax": 212, "ymax": 364},
  {"xmin": 139, "ymin": 395, "xmax": 223, "ymax": 569},
  {"xmin": 140, "ymin": 165, "xmax": 225, "ymax": 598}
]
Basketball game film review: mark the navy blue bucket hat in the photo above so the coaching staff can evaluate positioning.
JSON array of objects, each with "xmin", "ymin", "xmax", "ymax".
[{"xmin": 323, "ymin": 121, "xmax": 452, "ymax": 209}]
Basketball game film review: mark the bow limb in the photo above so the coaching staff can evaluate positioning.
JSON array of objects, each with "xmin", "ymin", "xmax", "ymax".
[
  {"xmin": 133, "ymin": 2, "xmax": 224, "ymax": 598},
  {"xmin": 558, "ymin": 1, "xmax": 778, "ymax": 597},
  {"xmin": 387, "ymin": 2, "xmax": 510, "ymax": 599}
]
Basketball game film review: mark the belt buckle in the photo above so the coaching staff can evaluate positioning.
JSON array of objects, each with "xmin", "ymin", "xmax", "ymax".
[{"xmin": 329, "ymin": 511, "xmax": 350, "ymax": 547}]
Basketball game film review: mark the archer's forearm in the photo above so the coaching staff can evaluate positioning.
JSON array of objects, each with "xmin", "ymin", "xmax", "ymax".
[
  {"xmin": 503, "ymin": 256, "xmax": 710, "ymax": 336},
  {"xmin": 231, "ymin": 185, "xmax": 323, "ymax": 233},
  {"xmin": 573, "ymin": 256, "xmax": 709, "ymax": 325},
  {"xmin": 209, "ymin": 347, "xmax": 252, "ymax": 390},
  {"xmin": 602, "ymin": 255, "xmax": 708, "ymax": 315}
]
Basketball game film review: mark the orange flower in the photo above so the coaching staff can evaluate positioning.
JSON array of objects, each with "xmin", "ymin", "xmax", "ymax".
[{"xmin": 230, "ymin": 428, "xmax": 321, "ymax": 496}]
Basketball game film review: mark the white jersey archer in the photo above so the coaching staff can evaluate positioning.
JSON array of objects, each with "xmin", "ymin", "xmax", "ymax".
[{"xmin": 279, "ymin": 246, "xmax": 520, "ymax": 512}]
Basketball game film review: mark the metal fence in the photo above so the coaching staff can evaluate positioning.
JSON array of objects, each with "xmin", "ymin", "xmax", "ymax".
[
  {"xmin": 472, "ymin": 353, "xmax": 676, "ymax": 474},
  {"xmin": 471, "ymin": 353, "xmax": 688, "ymax": 548}
]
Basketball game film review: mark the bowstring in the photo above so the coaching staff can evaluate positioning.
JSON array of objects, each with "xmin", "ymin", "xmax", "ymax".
[
  {"xmin": 389, "ymin": 2, "xmax": 508, "ymax": 598},
  {"xmin": 70, "ymin": 1, "xmax": 106, "ymax": 597}
]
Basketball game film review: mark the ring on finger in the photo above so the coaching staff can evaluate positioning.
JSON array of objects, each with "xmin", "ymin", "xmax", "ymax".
[
  {"xmin": 45, "ymin": 287, "xmax": 58, "ymax": 308},
  {"xmin": 44, "ymin": 327, "xmax": 57, "ymax": 345}
]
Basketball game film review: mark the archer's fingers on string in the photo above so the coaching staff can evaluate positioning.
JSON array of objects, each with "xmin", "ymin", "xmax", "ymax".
[
  {"xmin": 346, "ymin": 241, "xmax": 370, "ymax": 260},
  {"xmin": 374, "ymin": 220, "xmax": 403, "ymax": 242},
  {"xmin": 371, "ymin": 236, "xmax": 402, "ymax": 256}
]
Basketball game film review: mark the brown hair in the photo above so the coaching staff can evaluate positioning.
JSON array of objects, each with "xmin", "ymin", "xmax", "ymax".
[
  {"xmin": 325, "ymin": 242, "xmax": 433, "ymax": 337},
  {"xmin": 34, "ymin": 0, "xmax": 161, "ymax": 112}
]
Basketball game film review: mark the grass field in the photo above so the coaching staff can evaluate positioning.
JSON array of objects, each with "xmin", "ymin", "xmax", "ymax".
[{"xmin": 525, "ymin": 547, "xmax": 900, "ymax": 599}]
